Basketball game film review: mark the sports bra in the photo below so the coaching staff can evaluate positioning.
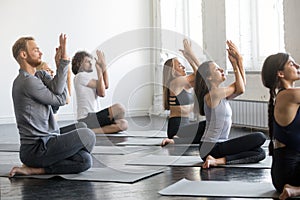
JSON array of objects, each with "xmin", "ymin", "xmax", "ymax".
[
  {"xmin": 169, "ymin": 89, "xmax": 194, "ymax": 106},
  {"xmin": 273, "ymin": 106, "xmax": 300, "ymax": 152}
]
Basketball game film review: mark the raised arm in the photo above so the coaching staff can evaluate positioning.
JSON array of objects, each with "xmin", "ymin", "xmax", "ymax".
[
  {"xmin": 66, "ymin": 64, "xmax": 72, "ymax": 104},
  {"xmin": 179, "ymin": 39, "xmax": 201, "ymax": 73},
  {"xmin": 226, "ymin": 40, "xmax": 245, "ymax": 98},
  {"xmin": 226, "ymin": 40, "xmax": 246, "ymax": 85},
  {"xmin": 93, "ymin": 50, "xmax": 107, "ymax": 97},
  {"xmin": 46, "ymin": 34, "xmax": 70, "ymax": 95},
  {"xmin": 96, "ymin": 50, "xmax": 109, "ymax": 89},
  {"xmin": 60, "ymin": 34, "xmax": 69, "ymax": 61}
]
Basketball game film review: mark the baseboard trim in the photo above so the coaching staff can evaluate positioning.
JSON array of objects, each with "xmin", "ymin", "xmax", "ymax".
[
  {"xmin": 0, "ymin": 109, "xmax": 154, "ymax": 125},
  {"xmin": 0, "ymin": 116, "xmax": 16, "ymax": 124}
]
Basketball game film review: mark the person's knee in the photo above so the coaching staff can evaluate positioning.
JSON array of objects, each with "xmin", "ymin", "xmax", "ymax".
[
  {"xmin": 115, "ymin": 103, "xmax": 125, "ymax": 111},
  {"xmin": 257, "ymin": 147, "xmax": 266, "ymax": 161},
  {"xmin": 81, "ymin": 152, "xmax": 93, "ymax": 172},
  {"xmin": 78, "ymin": 128, "xmax": 96, "ymax": 152},
  {"xmin": 76, "ymin": 122, "xmax": 87, "ymax": 128},
  {"xmin": 112, "ymin": 103, "xmax": 126, "ymax": 117},
  {"xmin": 86, "ymin": 128, "xmax": 96, "ymax": 147},
  {"xmin": 117, "ymin": 119, "xmax": 128, "ymax": 131},
  {"xmin": 256, "ymin": 132, "xmax": 267, "ymax": 144}
]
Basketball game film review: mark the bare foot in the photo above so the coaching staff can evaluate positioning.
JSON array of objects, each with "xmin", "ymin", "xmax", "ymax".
[
  {"xmin": 202, "ymin": 155, "xmax": 226, "ymax": 169},
  {"xmin": 279, "ymin": 184, "xmax": 300, "ymax": 200},
  {"xmin": 9, "ymin": 165, "xmax": 45, "ymax": 177},
  {"xmin": 161, "ymin": 138, "xmax": 175, "ymax": 147}
]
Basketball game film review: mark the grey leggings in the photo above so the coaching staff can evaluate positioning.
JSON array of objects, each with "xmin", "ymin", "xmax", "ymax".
[{"xmin": 20, "ymin": 122, "xmax": 96, "ymax": 174}]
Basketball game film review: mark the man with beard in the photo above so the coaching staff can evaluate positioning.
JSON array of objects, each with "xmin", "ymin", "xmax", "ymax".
[
  {"xmin": 72, "ymin": 50, "xmax": 128, "ymax": 134},
  {"xmin": 10, "ymin": 34, "xmax": 95, "ymax": 176}
]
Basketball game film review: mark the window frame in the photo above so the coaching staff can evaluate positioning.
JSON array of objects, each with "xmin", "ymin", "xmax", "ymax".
[{"xmin": 225, "ymin": 0, "xmax": 285, "ymax": 73}]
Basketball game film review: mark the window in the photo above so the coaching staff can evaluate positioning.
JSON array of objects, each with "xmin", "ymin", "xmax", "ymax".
[
  {"xmin": 159, "ymin": 0, "xmax": 204, "ymax": 71},
  {"xmin": 225, "ymin": 0, "xmax": 285, "ymax": 71},
  {"xmin": 152, "ymin": 0, "xmax": 203, "ymax": 115}
]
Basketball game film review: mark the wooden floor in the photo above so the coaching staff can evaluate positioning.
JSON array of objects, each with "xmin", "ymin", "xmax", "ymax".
[{"xmin": 0, "ymin": 116, "xmax": 273, "ymax": 200}]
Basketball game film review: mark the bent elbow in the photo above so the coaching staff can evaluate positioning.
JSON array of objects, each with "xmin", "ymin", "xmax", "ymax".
[
  {"xmin": 96, "ymin": 87, "xmax": 106, "ymax": 97},
  {"xmin": 237, "ymin": 87, "xmax": 245, "ymax": 95},
  {"xmin": 97, "ymin": 92, "xmax": 105, "ymax": 97},
  {"xmin": 241, "ymin": 85, "xmax": 246, "ymax": 93}
]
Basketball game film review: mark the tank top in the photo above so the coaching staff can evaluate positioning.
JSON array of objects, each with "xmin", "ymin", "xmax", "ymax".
[
  {"xmin": 273, "ymin": 106, "xmax": 300, "ymax": 152},
  {"xmin": 201, "ymin": 98, "xmax": 232, "ymax": 142}
]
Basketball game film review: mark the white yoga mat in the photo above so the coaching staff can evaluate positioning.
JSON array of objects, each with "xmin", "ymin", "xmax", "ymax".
[
  {"xmin": 117, "ymin": 138, "xmax": 163, "ymax": 146},
  {"xmin": 92, "ymin": 146, "xmax": 151, "ymax": 155},
  {"xmin": 126, "ymin": 155, "xmax": 203, "ymax": 167},
  {"xmin": 1, "ymin": 166, "xmax": 164, "ymax": 183},
  {"xmin": 159, "ymin": 178, "xmax": 279, "ymax": 198}
]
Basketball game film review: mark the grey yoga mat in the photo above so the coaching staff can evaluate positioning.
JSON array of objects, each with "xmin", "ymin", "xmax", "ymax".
[
  {"xmin": 116, "ymin": 138, "xmax": 163, "ymax": 146},
  {"xmin": 91, "ymin": 146, "xmax": 151, "ymax": 155},
  {"xmin": 0, "ymin": 143, "xmax": 20, "ymax": 152},
  {"xmin": 96, "ymin": 130, "xmax": 167, "ymax": 138},
  {"xmin": 159, "ymin": 178, "xmax": 279, "ymax": 198},
  {"xmin": 126, "ymin": 155, "xmax": 203, "ymax": 167},
  {"xmin": 126, "ymin": 154, "xmax": 272, "ymax": 168},
  {"xmin": 123, "ymin": 130, "xmax": 167, "ymax": 138},
  {"xmin": 1, "ymin": 165, "xmax": 164, "ymax": 183},
  {"xmin": 218, "ymin": 156, "xmax": 272, "ymax": 169}
]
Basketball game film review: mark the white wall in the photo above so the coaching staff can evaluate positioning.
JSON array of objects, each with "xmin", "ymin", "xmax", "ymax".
[
  {"xmin": 1, "ymin": 0, "xmax": 299, "ymax": 124},
  {"xmin": 0, "ymin": 0, "xmax": 153, "ymax": 124}
]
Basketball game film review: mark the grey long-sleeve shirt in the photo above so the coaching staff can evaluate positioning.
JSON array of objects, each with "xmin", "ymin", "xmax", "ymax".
[{"xmin": 12, "ymin": 59, "xmax": 70, "ymax": 144}]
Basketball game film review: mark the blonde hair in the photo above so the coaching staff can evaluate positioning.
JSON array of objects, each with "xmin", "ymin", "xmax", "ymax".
[
  {"xmin": 36, "ymin": 62, "xmax": 47, "ymax": 71},
  {"xmin": 36, "ymin": 62, "xmax": 54, "ymax": 77},
  {"xmin": 162, "ymin": 58, "xmax": 175, "ymax": 110}
]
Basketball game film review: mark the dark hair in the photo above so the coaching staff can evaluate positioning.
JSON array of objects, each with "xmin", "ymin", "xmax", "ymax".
[
  {"xmin": 261, "ymin": 52, "xmax": 289, "ymax": 155},
  {"xmin": 12, "ymin": 36, "xmax": 35, "ymax": 62},
  {"xmin": 71, "ymin": 51, "xmax": 93, "ymax": 75},
  {"xmin": 162, "ymin": 58, "xmax": 175, "ymax": 110},
  {"xmin": 194, "ymin": 61, "xmax": 213, "ymax": 116}
]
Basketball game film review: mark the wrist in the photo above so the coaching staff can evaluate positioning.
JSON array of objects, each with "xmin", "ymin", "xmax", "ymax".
[{"xmin": 233, "ymin": 67, "xmax": 239, "ymax": 73}]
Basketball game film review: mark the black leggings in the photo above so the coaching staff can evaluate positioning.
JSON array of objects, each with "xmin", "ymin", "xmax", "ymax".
[
  {"xmin": 199, "ymin": 132, "xmax": 267, "ymax": 164},
  {"xmin": 167, "ymin": 117, "xmax": 190, "ymax": 138},
  {"xmin": 271, "ymin": 147, "xmax": 300, "ymax": 193},
  {"xmin": 172, "ymin": 120, "xmax": 206, "ymax": 144},
  {"xmin": 79, "ymin": 108, "xmax": 114, "ymax": 129}
]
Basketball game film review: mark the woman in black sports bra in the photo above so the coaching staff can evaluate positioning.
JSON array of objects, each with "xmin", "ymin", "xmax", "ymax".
[
  {"xmin": 262, "ymin": 53, "xmax": 300, "ymax": 199},
  {"xmin": 162, "ymin": 39, "xmax": 205, "ymax": 141}
]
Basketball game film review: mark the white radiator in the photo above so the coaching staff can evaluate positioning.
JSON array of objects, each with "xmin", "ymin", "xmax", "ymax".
[{"xmin": 229, "ymin": 99, "xmax": 268, "ymax": 129}]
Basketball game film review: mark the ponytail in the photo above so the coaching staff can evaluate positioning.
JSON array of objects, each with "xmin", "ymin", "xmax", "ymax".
[
  {"xmin": 267, "ymin": 89, "xmax": 276, "ymax": 156},
  {"xmin": 162, "ymin": 59, "xmax": 174, "ymax": 110},
  {"xmin": 261, "ymin": 52, "xmax": 289, "ymax": 156},
  {"xmin": 194, "ymin": 61, "xmax": 212, "ymax": 116}
]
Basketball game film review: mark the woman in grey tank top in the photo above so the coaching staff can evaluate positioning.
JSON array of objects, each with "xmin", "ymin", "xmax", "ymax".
[{"xmin": 194, "ymin": 40, "xmax": 266, "ymax": 168}]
